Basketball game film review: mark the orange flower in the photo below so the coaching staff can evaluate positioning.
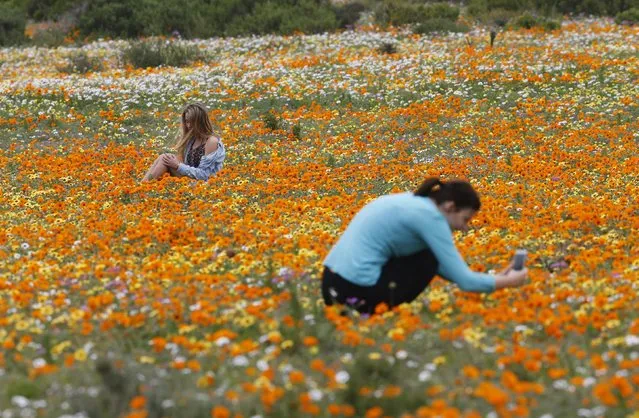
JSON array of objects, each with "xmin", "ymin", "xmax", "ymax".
[
  {"xmin": 303, "ymin": 336, "xmax": 319, "ymax": 346},
  {"xmin": 365, "ymin": 406, "xmax": 384, "ymax": 418},
  {"xmin": 211, "ymin": 406, "xmax": 230, "ymax": 418},
  {"xmin": 289, "ymin": 370, "xmax": 305, "ymax": 384},
  {"xmin": 129, "ymin": 396, "xmax": 146, "ymax": 410}
]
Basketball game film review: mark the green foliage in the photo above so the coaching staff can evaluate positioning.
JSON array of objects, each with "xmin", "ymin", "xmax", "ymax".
[
  {"xmin": 58, "ymin": 50, "xmax": 104, "ymax": 74},
  {"xmin": 616, "ymin": 7, "xmax": 639, "ymax": 24},
  {"xmin": 291, "ymin": 123, "xmax": 302, "ymax": 140},
  {"xmin": 228, "ymin": 0, "xmax": 339, "ymax": 36},
  {"xmin": 414, "ymin": 18, "xmax": 470, "ymax": 34},
  {"xmin": 5, "ymin": 377, "xmax": 41, "ymax": 399},
  {"xmin": 333, "ymin": 0, "xmax": 368, "ymax": 28},
  {"xmin": 122, "ymin": 39, "xmax": 204, "ymax": 68},
  {"xmin": 78, "ymin": 0, "xmax": 147, "ymax": 38},
  {"xmin": 25, "ymin": 0, "xmax": 76, "ymax": 20},
  {"xmin": 377, "ymin": 41, "xmax": 398, "ymax": 54},
  {"xmin": 468, "ymin": 0, "xmax": 639, "ymax": 17},
  {"xmin": 30, "ymin": 25, "xmax": 68, "ymax": 47},
  {"xmin": 513, "ymin": 11, "xmax": 540, "ymax": 28},
  {"xmin": 262, "ymin": 112, "xmax": 281, "ymax": 131},
  {"xmin": 378, "ymin": 0, "xmax": 461, "ymax": 26},
  {"xmin": 511, "ymin": 12, "xmax": 561, "ymax": 30},
  {"xmin": 0, "ymin": 3, "xmax": 27, "ymax": 46}
]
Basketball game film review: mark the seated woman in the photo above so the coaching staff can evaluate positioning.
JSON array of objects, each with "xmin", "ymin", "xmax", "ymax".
[
  {"xmin": 322, "ymin": 177, "xmax": 528, "ymax": 314},
  {"xmin": 142, "ymin": 103, "xmax": 225, "ymax": 181}
]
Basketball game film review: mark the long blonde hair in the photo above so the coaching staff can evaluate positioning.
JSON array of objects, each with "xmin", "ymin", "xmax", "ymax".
[{"xmin": 175, "ymin": 103, "xmax": 215, "ymax": 159}]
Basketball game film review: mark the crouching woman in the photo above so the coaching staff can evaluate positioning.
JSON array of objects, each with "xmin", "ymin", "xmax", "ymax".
[{"xmin": 322, "ymin": 177, "xmax": 528, "ymax": 314}]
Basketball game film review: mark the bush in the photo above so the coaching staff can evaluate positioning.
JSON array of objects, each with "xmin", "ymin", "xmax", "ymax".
[
  {"xmin": 262, "ymin": 112, "xmax": 281, "ymax": 131},
  {"xmin": 420, "ymin": 2, "xmax": 461, "ymax": 21},
  {"xmin": 0, "ymin": 3, "xmax": 27, "ymax": 46},
  {"xmin": 58, "ymin": 50, "xmax": 104, "ymax": 73},
  {"xmin": 122, "ymin": 39, "xmax": 203, "ymax": 68},
  {"xmin": 377, "ymin": 41, "xmax": 398, "ymax": 54},
  {"xmin": 414, "ymin": 18, "xmax": 470, "ymax": 34},
  {"xmin": 26, "ymin": 0, "xmax": 77, "ymax": 20},
  {"xmin": 30, "ymin": 24, "xmax": 69, "ymax": 47},
  {"xmin": 481, "ymin": 8, "xmax": 519, "ymax": 26},
  {"xmin": 467, "ymin": 0, "xmax": 531, "ymax": 15},
  {"xmin": 616, "ymin": 7, "xmax": 639, "ymax": 24},
  {"xmin": 379, "ymin": 0, "xmax": 461, "ymax": 26},
  {"xmin": 511, "ymin": 12, "xmax": 560, "ymax": 30},
  {"xmin": 78, "ymin": 0, "xmax": 146, "ymax": 38},
  {"xmin": 513, "ymin": 11, "xmax": 539, "ymax": 28},
  {"xmin": 333, "ymin": 0, "xmax": 368, "ymax": 28},
  {"xmin": 228, "ymin": 0, "xmax": 339, "ymax": 36}
]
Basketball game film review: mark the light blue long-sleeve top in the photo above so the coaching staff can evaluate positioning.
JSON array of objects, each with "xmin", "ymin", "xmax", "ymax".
[
  {"xmin": 323, "ymin": 192, "xmax": 495, "ymax": 292},
  {"xmin": 176, "ymin": 137, "xmax": 226, "ymax": 181}
]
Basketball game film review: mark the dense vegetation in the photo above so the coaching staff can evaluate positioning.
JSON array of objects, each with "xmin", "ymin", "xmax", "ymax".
[{"xmin": 1, "ymin": 0, "xmax": 639, "ymax": 46}]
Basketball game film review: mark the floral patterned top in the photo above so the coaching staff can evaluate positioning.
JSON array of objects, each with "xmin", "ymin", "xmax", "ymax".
[{"xmin": 185, "ymin": 140, "xmax": 206, "ymax": 167}]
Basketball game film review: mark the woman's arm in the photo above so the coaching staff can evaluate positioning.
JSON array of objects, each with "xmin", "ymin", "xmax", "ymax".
[
  {"xmin": 176, "ymin": 137, "xmax": 224, "ymax": 180},
  {"xmin": 416, "ymin": 213, "xmax": 496, "ymax": 292}
]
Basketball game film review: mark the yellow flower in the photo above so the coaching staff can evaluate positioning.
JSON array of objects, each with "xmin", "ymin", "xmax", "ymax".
[
  {"xmin": 368, "ymin": 352, "xmax": 381, "ymax": 360},
  {"xmin": 196, "ymin": 376, "xmax": 211, "ymax": 388},
  {"xmin": 51, "ymin": 341, "xmax": 72, "ymax": 356},
  {"xmin": 74, "ymin": 349, "xmax": 88, "ymax": 362},
  {"xmin": 70, "ymin": 309, "xmax": 85, "ymax": 322},
  {"xmin": 15, "ymin": 320, "xmax": 30, "ymax": 331},
  {"xmin": 433, "ymin": 356, "xmax": 447, "ymax": 365},
  {"xmin": 605, "ymin": 319, "xmax": 620, "ymax": 329},
  {"xmin": 239, "ymin": 316, "xmax": 255, "ymax": 327},
  {"xmin": 139, "ymin": 356, "xmax": 155, "ymax": 364},
  {"xmin": 281, "ymin": 340, "xmax": 294, "ymax": 349}
]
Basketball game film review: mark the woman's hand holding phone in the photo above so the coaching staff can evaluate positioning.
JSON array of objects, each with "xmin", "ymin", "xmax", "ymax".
[{"xmin": 494, "ymin": 249, "xmax": 529, "ymax": 289}]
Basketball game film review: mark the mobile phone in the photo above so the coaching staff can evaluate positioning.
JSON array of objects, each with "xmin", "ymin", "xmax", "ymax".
[{"xmin": 512, "ymin": 249, "xmax": 527, "ymax": 271}]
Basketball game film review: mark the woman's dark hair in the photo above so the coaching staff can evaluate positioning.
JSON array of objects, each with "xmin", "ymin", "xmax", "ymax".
[{"xmin": 414, "ymin": 177, "xmax": 481, "ymax": 211}]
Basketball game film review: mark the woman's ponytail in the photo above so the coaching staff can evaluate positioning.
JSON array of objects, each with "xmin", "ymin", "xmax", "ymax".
[
  {"xmin": 414, "ymin": 177, "xmax": 444, "ymax": 197},
  {"xmin": 414, "ymin": 177, "xmax": 480, "ymax": 211}
]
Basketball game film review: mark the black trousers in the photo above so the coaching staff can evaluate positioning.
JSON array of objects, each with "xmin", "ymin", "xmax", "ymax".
[{"xmin": 321, "ymin": 248, "xmax": 439, "ymax": 314}]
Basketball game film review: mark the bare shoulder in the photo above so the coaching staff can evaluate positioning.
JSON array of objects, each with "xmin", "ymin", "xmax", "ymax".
[{"xmin": 205, "ymin": 135, "xmax": 220, "ymax": 154}]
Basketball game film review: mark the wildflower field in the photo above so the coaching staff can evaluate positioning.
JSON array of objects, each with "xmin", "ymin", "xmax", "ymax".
[{"xmin": 1, "ymin": 19, "xmax": 639, "ymax": 418}]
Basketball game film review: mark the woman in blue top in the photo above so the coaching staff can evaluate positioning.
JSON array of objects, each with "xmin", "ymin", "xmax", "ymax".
[
  {"xmin": 322, "ymin": 177, "xmax": 528, "ymax": 314},
  {"xmin": 142, "ymin": 103, "xmax": 226, "ymax": 181}
]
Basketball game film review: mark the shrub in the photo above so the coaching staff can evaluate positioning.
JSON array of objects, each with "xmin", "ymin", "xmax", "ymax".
[
  {"xmin": 58, "ymin": 50, "xmax": 104, "ymax": 74},
  {"xmin": 379, "ymin": 0, "xmax": 461, "ymax": 26},
  {"xmin": 542, "ymin": 19, "xmax": 561, "ymax": 30},
  {"xmin": 616, "ymin": 7, "xmax": 639, "ymax": 24},
  {"xmin": 420, "ymin": 2, "xmax": 461, "ymax": 21},
  {"xmin": 487, "ymin": 0, "xmax": 532, "ymax": 11},
  {"xmin": 333, "ymin": 0, "xmax": 368, "ymax": 28},
  {"xmin": 483, "ymin": 8, "xmax": 519, "ymax": 27},
  {"xmin": 377, "ymin": 41, "xmax": 398, "ymax": 54},
  {"xmin": 30, "ymin": 25, "xmax": 69, "ymax": 47},
  {"xmin": 414, "ymin": 18, "xmax": 470, "ymax": 34},
  {"xmin": 513, "ymin": 11, "xmax": 540, "ymax": 28},
  {"xmin": 228, "ymin": 0, "xmax": 339, "ymax": 36},
  {"xmin": 26, "ymin": 0, "xmax": 77, "ymax": 21},
  {"xmin": 467, "ymin": 0, "xmax": 531, "ymax": 15},
  {"xmin": 511, "ymin": 12, "xmax": 561, "ymax": 30},
  {"xmin": 262, "ymin": 112, "xmax": 281, "ymax": 131},
  {"xmin": 0, "ymin": 3, "xmax": 27, "ymax": 46},
  {"xmin": 78, "ymin": 0, "xmax": 146, "ymax": 39},
  {"xmin": 122, "ymin": 39, "xmax": 203, "ymax": 68},
  {"xmin": 291, "ymin": 123, "xmax": 302, "ymax": 140}
]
